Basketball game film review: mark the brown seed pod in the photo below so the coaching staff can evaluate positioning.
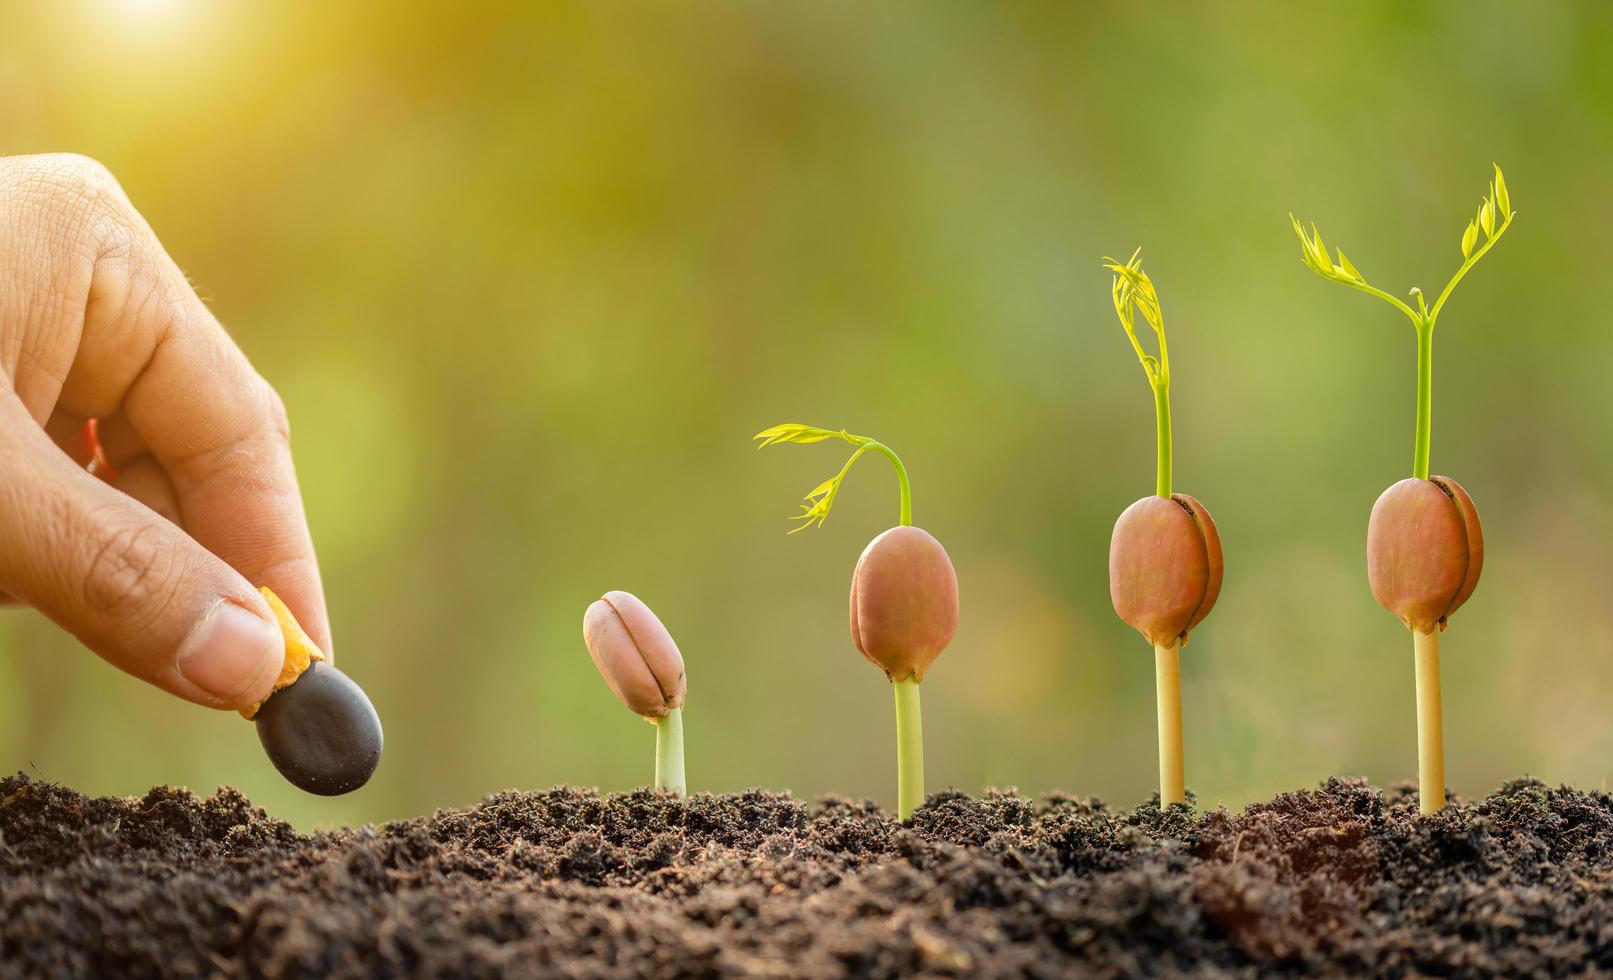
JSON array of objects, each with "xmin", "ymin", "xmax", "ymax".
[
  {"xmin": 849, "ymin": 525, "xmax": 959, "ymax": 682},
  {"xmin": 583, "ymin": 591, "xmax": 687, "ymax": 718},
  {"xmin": 1367, "ymin": 476, "xmax": 1483, "ymax": 634},
  {"xmin": 1109, "ymin": 494, "xmax": 1223, "ymax": 647}
]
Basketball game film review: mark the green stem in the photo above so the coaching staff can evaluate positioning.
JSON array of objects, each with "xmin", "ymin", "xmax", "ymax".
[
  {"xmin": 654, "ymin": 708, "xmax": 686, "ymax": 798},
  {"xmin": 863, "ymin": 440, "xmax": 913, "ymax": 526},
  {"xmin": 1429, "ymin": 211, "xmax": 1513, "ymax": 323},
  {"xmin": 892, "ymin": 678, "xmax": 924, "ymax": 820},
  {"xmin": 1413, "ymin": 320, "xmax": 1433, "ymax": 481},
  {"xmin": 1153, "ymin": 380, "xmax": 1172, "ymax": 498}
]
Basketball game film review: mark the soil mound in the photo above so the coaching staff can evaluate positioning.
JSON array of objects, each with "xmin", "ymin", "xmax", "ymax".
[{"xmin": 2, "ymin": 775, "xmax": 1610, "ymax": 977}]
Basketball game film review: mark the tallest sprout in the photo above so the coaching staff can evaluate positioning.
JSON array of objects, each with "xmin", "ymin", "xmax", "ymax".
[
  {"xmin": 1293, "ymin": 164, "xmax": 1514, "ymax": 814},
  {"xmin": 1102, "ymin": 250, "xmax": 1223, "ymax": 808}
]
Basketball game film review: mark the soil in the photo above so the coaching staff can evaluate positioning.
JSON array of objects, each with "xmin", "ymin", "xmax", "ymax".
[{"xmin": 1, "ymin": 774, "xmax": 1610, "ymax": 978}]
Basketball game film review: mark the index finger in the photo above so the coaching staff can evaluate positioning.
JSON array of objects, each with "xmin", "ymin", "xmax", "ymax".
[
  {"xmin": 42, "ymin": 161, "xmax": 333, "ymax": 657},
  {"xmin": 130, "ymin": 340, "xmax": 332, "ymax": 658}
]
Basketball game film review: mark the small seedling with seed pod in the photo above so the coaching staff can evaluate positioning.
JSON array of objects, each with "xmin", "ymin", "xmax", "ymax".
[
  {"xmin": 755, "ymin": 425, "xmax": 958, "ymax": 820},
  {"xmin": 1292, "ymin": 164, "xmax": 1514, "ymax": 814},
  {"xmin": 1102, "ymin": 250, "xmax": 1223, "ymax": 808},
  {"xmin": 583, "ymin": 591, "xmax": 688, "ymax": 796}
]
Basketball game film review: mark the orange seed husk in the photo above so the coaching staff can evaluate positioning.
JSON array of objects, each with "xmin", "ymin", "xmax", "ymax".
[{"xmin": 239, "ymin": 587, "xmax": 325, "ymax": 720}]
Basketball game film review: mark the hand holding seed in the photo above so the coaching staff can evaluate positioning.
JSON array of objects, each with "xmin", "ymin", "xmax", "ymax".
[{"xmin": 0, "ymin": 154, "xmax": 329, "ymax": 712}]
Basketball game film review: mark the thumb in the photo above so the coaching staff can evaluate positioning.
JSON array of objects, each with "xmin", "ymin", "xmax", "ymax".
[{"xmin": 0, "ymin": 395, "xmax": 283, "ymax": 709}]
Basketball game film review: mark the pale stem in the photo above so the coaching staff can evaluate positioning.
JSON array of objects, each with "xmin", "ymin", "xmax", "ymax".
[
  {"xmin": 654, "ymin": 708, "xmax": 686, "ymax": 798},
  {"xmin": 1154, "ymin": 640, "xmax": 1185, "ymax": 806},
  {"xmin": 893, "ymin": 677, "xmax": 924, "ymax": 820},
  {"xmin": 1413, "ymin": 630, "xmax": 1445, "ymax": 814}
]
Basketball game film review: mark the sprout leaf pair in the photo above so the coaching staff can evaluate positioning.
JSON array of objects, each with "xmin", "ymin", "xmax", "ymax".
[{"xmin": 1294, "ymin": 165, "xmax": 1515, "ymax": 813}]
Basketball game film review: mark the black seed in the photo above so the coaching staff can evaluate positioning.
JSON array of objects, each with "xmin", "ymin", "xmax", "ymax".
[{"xmin": 255, "ymin": 662, "xmax": 382, "ymax": 796}]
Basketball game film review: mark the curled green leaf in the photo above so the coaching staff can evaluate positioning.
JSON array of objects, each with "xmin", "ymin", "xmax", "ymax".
[
  {"xmin": 754, "ymin": 423, "xmax": 913, "ymax": 531},
  {"xmin": 754, "ymin": 424, "xmax": 851, "ymax": 449},
  {"xmin": 1103, "ymin": 248, "xmax": 1169, "ymax": 388}
]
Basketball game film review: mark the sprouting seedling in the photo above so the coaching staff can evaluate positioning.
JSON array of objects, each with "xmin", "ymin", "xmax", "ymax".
[
  {"xmin": 583, "ymin": 591, "xmax": 687, "ymax": 797},
  {"xmin": 1292, "ymin": 164, "xmax": 1514, "ymax": 815},
  {"xmin": 1101, "ymin": 250, "xmax": 1223, "ymax": 809},
  {"xmin": 755, "ymin": 424, "xmax": 956, "ymax": 821}
]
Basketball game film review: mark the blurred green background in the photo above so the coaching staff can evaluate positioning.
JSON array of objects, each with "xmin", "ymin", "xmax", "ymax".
[{"xmin": 3, "ymin": 1, "xmax": 1611, "ymax": 830}]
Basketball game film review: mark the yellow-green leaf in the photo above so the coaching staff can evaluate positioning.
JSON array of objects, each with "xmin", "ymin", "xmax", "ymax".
[
  {"xmin": 754, "ymin": 424, "xmax": 849, "ymax": 448},
  {"xmin": 1479, "ymin": 198, "xmax": 1495, "ymax": 237},
  {"xmin": 1460, "ymin": 220, "xmax": 1478, "ymax": 259},
  {"xmin": 1290, "ymin": 215, "xmax": 1321, "ymax": 271},
  {"xmin": 1336, "ymin": 250, "xmax": 1364, "ymax": 282},
  {"xmin": 805, "ymin": 477, "xmax": 838, "ymax": 499},
  {"xmin": 1494, "ymin": 164, "xmax": 1511, "ymax": 216},
  {"xmin": 1307, "ymin": 224, "xmax": 1329, "ymax": 268}
]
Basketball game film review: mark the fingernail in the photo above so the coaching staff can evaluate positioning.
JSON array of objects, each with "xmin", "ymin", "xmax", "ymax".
[{"xmin": 178, "ymin": 600, "xmax": 283, "ymax": 702}]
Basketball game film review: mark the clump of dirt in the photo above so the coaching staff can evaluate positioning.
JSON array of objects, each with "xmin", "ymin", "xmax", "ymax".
[{"xmin": 2, "ymin": 774, "xmax": 1610, "ymax": 978}]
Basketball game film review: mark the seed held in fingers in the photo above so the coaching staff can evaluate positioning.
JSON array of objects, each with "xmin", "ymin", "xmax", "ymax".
[{"xmin": 255, "ymin": 661, "xmax": 383, "ymax": 796}]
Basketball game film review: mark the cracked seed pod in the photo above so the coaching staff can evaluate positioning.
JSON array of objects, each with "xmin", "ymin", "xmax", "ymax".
[
  {"xmin": 1109, "ymin": 494, "xmax": 1223, "ymax": 647},
  {"xmin": 1367, "ymin": 476, "xmax": 1483, "ymax": 634},
  {"xmin": 583, "ymin": 591, "xmax": 687, "ymax": 719},
  {"xmin": 849, "ymin": 526, "xmax": 959, "ymax": 682}
]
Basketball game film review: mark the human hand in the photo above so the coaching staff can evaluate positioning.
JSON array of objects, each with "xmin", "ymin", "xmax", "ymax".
[{"xmin": 0, "ymin": 153, "xmax": 327, "ymax": 711}]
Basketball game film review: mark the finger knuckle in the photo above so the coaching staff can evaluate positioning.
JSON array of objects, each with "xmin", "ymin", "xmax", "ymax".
[
  {"xmin": 28, "ymin": 154, "xmax": 128, "ymax": 222},
  {"xmin": 5, "ymin": 153, "xmax": 137, "ymax": 260},
  {"xmin": 82, "ymin": 519, "xmax": 179, "ymax": 626},
  {"xmin": 259, "ymin": 378, "xmax": 292, "ymax": 444},
  {"xmin": 43, "ymin": 153, "xmax": 122, "ymax": 198}
]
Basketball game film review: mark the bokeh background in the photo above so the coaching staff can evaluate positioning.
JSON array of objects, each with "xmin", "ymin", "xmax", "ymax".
[{"xmin": 3, "ymin": 1, "xmax": 1611, "ymax": 829}]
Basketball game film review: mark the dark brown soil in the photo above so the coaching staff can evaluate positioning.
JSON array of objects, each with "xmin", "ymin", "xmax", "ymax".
[{"xmin": 2, "ymin": 774, "xmax": 1610, "ymax": 978}]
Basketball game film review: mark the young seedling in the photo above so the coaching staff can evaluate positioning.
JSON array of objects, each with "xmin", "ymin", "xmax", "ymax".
[
  {"xmin": 1292, "ymin": 165, "xmax": 1514, "ymax": 814},
  {"xmin": 250, "ymin": 588, "xmax": 384, "ymax": 796},
  {"xmin": 755, "ymin": 425, "xmax": 958, "ymax": 820},
  {"xmin": 583, "ymin": 591, "xmax": 687, "ymax": 797},
  {"xmin": 1102, "ymin": 250, "xmax": 1224, "ymax": 809}
]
